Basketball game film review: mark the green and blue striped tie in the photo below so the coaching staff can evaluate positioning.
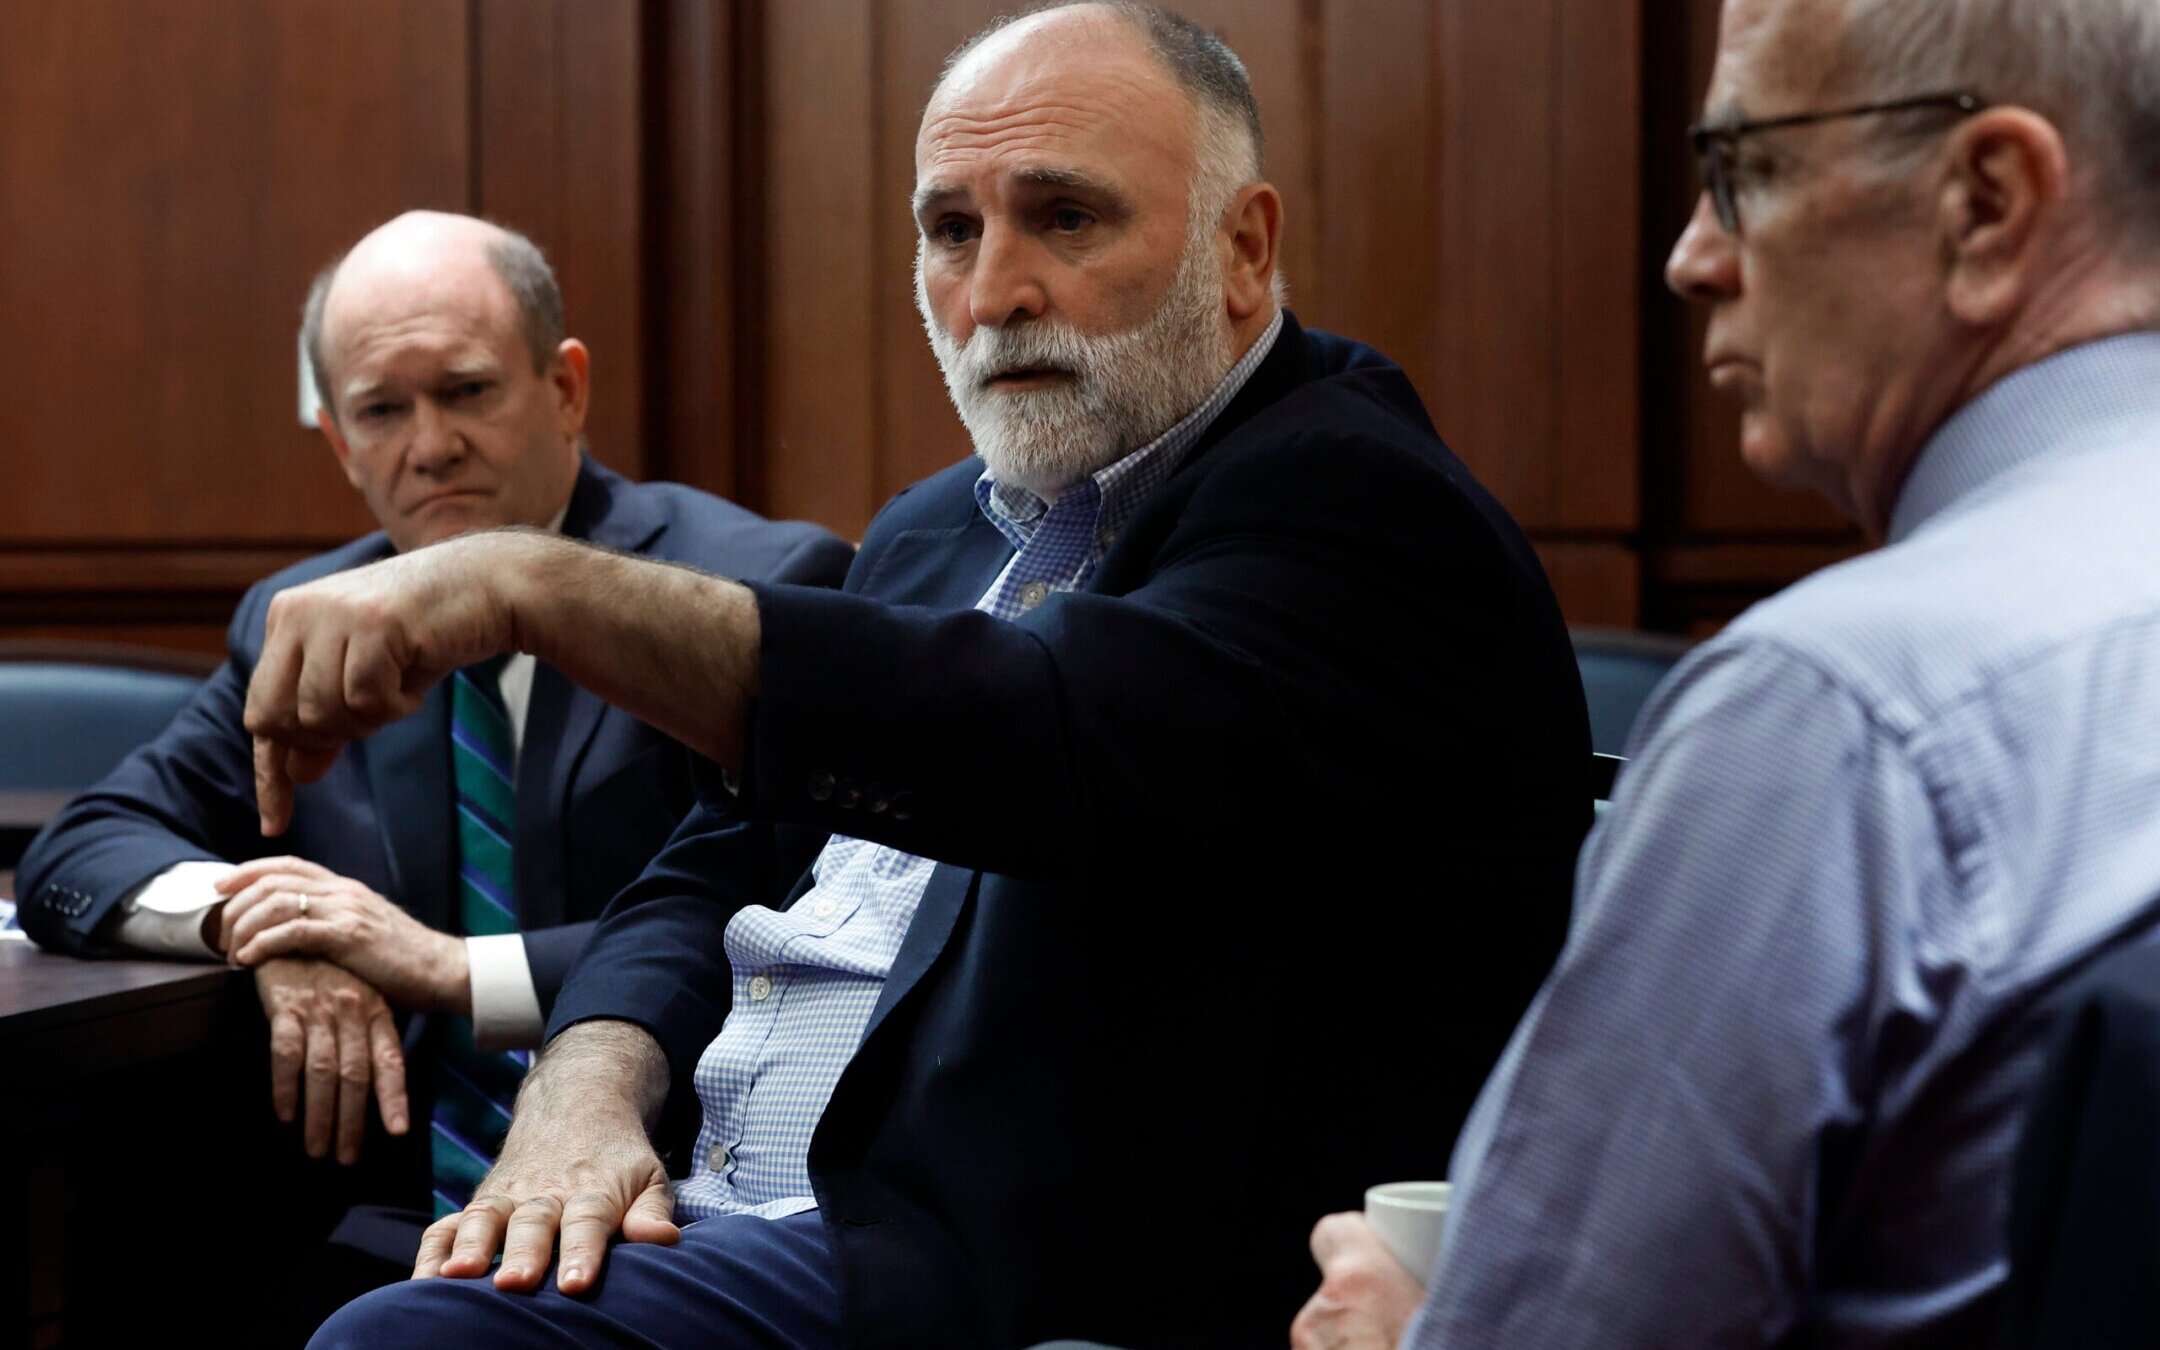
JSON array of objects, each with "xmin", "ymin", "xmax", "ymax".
[{"xmin": 431, "ymin": 656, "xmax": 529, "ymax": 1218}]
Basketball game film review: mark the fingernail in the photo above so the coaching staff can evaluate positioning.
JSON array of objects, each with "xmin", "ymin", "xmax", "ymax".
[{"xmin": 561, "ymin": 1268, "xmax": 582, "ymax": 1285}]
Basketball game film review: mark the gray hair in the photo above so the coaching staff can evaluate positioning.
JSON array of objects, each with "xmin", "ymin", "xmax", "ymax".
[
  {"xmin": 1838, "ymin": 0, "xmax": 2160, "ymax": 250},
  {"xmin": 301, "ymin": 225, "xmax": 566, "ymax": 421}
]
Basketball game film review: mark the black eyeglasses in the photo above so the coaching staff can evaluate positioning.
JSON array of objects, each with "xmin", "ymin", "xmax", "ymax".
[{"xmin": 1688, "ymin": 91, "xmax": 1987, "ymax": 233}]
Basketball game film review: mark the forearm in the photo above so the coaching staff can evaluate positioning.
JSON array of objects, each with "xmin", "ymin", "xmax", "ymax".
[
  {"xmin": 520, "ymin": 1018, "xmax": 672, "ymax": 1134},
  {"xmin": 499, "ymin": 534, "xmax": 759, "ymax": 771}
]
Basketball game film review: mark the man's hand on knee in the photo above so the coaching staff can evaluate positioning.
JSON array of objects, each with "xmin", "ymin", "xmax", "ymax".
[
  {"xmin": 414, "ymin": 1135, "xmax": 678, "ymax": 1293},
  {"xmin": 413, "ymin": 1019, "xmax": 679, "ymax": 1294}
]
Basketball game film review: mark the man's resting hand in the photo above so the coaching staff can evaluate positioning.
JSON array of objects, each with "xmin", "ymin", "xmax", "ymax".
[
  {"xmin": 418, "ymin": 1019, "xmax": 679, "ymax": 1294},
  {"xmin": 252, "ymin": 957, "xmax": 409, "ymax": 1165}
]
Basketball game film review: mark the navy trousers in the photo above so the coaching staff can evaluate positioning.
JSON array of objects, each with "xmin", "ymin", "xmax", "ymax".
[{"xmin": 308, "ymin": 1210, "xmax": 842, "ymax": 1349}]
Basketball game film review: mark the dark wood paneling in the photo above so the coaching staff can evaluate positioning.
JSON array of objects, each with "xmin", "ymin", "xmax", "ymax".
[
  {"xmin": 477, "ymin": 0, "xmax": 647, "ymax": 478},
  {"xmin": 0, "ymin": 0, "xmax": 467, "ymax": 549},
  {"xmin": 761, "ymin": 0, "xmax": 883, "ymax": 534},
  {"xmin": 1318, "ymin": 0, "xmax": 1436, "ymax": 402},
  {"xmin": 646, "ymin": 0, "xmax": 753, "ymax": 503},
  {"xmin": 1535, "ymin": 542, "xmax": 1641, "ymax": 629},
  {"xmin": 1554, "ymin": 0, "xmax": 1642, "ymax": 532}
]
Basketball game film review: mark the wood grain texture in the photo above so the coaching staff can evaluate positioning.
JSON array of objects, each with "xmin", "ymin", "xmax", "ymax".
[
  {"xmin": 1534, "ymin": 540, "xmax": 1642, "ymax": 629},
  {"xmin": 0, "ymin": 0, "xmax": 466, "ymax": 548},
  {"xmin": 646, "ymin": 0, "xmax": 750, "ymax": 502},
  {"xmin": 758, "ymin": 0, "xmax": 883, "ymax": 534},
  {"xmin": 478, "ymin": 0, "xmax": 647, "ymax": 477},
  {"xmin": 6, "ymin": 0, "xmax": 1795, "ymax": 647}
]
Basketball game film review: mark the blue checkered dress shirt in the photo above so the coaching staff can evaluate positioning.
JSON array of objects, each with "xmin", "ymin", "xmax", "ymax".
[
  {"xmin": 675, "ymin": 313, "xmax": 1283, "ymax": 1221},
  {"xmin": 1412, "ymin": 333, "xmax": 2160, "ymax": 1347}
]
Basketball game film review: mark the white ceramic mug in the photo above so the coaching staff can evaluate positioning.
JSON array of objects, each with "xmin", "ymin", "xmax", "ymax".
[{"xmin": 1363, "ymin": 1180, "xmax": 1452, "ymax": 1284}]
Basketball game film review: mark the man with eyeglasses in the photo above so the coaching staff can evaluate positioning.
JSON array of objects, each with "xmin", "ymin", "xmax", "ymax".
[{"xmin": 1294, "ymin": 0, "xmax": 2160, "ymax": 1345}]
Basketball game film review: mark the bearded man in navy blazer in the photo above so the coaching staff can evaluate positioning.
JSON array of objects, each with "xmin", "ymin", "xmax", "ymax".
[
  {"xmin": 272, "ymin": 8, "xmax": 1588, "ymax": 1348},
  {"xmin": 15, "ymin": 211, "xmax": 853, "ymax": 1292}
]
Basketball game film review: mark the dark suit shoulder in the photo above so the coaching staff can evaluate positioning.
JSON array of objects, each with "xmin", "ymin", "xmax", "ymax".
[
  {"xmin": 859, "ymin": 456, "xmax": 986, "ymax": 545},
  {"xmin": 575, "ymin": 460, "xmax": 854, "ymax": 586}
]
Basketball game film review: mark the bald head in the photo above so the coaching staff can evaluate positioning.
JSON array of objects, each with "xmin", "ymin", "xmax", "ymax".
[
  {"xmin": 303, "ymin": 211, "xmax": 565, "ymax": 422},
  {"xmin": 931, "ymin": 3, "xmax": 1264, "ymax": 210},
  {"xmin": 301, "ymin": 210, "xmax": 590, "ymax": 553}
]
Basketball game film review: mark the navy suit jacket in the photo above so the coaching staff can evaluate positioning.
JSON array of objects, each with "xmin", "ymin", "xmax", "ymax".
[
  {"xmin": 18, "ymin": 456, "xmax": 854, "ymax": 1008},
  {"xmin": 1997, "ymin": 936, "xmax": 2160, "ymax": 1350},
  {"xmin": 550, "ymin": 316, "xmax": 1590, "ymax": 1348}
]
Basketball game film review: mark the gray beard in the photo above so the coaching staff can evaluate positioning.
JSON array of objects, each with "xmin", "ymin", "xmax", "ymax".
[{"xmin": 917, "ymin": 230, "xmax": 1236, "ymax": 497}]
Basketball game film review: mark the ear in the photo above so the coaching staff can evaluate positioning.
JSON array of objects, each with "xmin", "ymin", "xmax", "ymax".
[
  {"xmin": 1938, "ymin": 107, "xmax": 2069, "ymax": 326},
  {"xmin": 549, "ymin": 339, "xmax": 592, "ymax": 439},
  {"xmin": 317, "ymin": 407, "xmax": 363, "ymax": 490},
  {"xmin": 1220, "ymin": 181, "xmax": 1284, "ymax": 322}
]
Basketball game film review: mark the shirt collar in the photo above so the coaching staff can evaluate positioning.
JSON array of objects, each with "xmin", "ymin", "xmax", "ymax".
[
  {"xmin": 974, "ymin": 311, "xmax": 1284, "ymax": 549},
  {"xmin": 1889, "ymin": 331, "xmax": 2160, "ymax": 543}
]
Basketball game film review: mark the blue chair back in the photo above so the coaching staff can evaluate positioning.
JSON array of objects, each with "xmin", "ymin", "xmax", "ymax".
[
  {"xmin": 1571, "ymin": 627, "xmax": 1693, "ymax": 757},
  {"xmin": 0, "ymin": 660, "xmax": 204, "ymax": 791}
]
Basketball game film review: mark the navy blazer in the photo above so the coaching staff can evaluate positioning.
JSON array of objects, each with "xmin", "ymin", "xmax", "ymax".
[
  {"xmin": 18, "ymin": 455, "xmax": 854, "ymax": 1008},
  {"xmin": 1997, "ymin": 936, "xmax": 2160, "ymax": 1350},
  {"xmin": 550, "ymin": 316, "xmax": 1589, "ymax": 1348}
]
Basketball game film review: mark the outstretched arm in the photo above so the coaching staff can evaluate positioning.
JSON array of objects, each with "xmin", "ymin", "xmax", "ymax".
[{"xmin": 244, "ymin": 529, "xmax": 760, "ymax": 836}]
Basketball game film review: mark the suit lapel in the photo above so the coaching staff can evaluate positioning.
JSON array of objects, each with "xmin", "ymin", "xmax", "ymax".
[
  {"xmin": 514, "ymin": 662, "xmax": 590, "ymax": 929},
  {"xmin": 857, "ymin": 513, "xmax": 1013, "ymax": 609},
  {"xmin": 361, "ymin": 685, "xmax": 455, "ymax": 931},
  {"xmin": 859, "ymin": 862, "xmax": 977, "ymax": 1047}
]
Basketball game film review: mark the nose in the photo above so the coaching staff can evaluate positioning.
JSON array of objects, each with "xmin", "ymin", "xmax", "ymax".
[
  {"xmin": 407, "ymin": 399, "xmax": 466, "ymax": 474},
  {"xmin": 968, "ymin": 221, "xmax": 1049, "ymax": 330},
  {"xmin": 1665, "ymin": 192, "xmax": 1740, "ymax": 304}
]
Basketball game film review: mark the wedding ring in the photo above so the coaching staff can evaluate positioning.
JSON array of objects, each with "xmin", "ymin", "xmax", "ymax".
[{"xmin": 297, "ymin": 893, "xmax": 310, "ymax": 919}]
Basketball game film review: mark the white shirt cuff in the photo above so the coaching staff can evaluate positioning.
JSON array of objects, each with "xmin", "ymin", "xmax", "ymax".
[
  {"xmin": 112, "ymin": 860, "xmax": 239, "ymax": 960},
  {"xmin": 467, "ymin": 933, "xmax": 547, "ymax": 1051}
]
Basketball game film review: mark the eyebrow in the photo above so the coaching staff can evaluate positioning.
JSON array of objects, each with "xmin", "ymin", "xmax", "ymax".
[
  {"xmin": 341, "ymin": 362, "xmax": 498, "ymax": 405},
  {"xmin": 912, "ymin": 165, "xmax": 1135, "ymax": 218},
  {"xmin": 1697, "ymin": 98, "xmax": 1751, "ymax": 133}
]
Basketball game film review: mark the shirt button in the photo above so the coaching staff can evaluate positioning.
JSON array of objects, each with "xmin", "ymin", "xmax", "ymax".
[
  {"xmin": 708, "ymin": 1144, "xmax": 730, "ymax": 1172},
  {"xmin": 813, "ymin": 899, "xmax": 837, "ymax": 919},
  {"xmin": 1019, "ymin": 580, "xmax": 1049, "ymax": 610},
  {"xmin": 748, "ymin": 975, "xmax": 773, "ymax": 1002}
]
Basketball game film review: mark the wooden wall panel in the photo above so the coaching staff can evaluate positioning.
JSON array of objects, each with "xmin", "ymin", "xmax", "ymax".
[
  {"xmin": 760, "ymin": 0, "xmax": 883, "ymax": 533},
  {"xmin": 646, "ymin": 0, "xmax": 753, "ymax": 501},
  {"xmin": 0, "ymin": 0, "xmax": 467, "ymax": 549},
  {"xmin": 477, "ymin": 0, "xmax": 648, "ymax": 479}
]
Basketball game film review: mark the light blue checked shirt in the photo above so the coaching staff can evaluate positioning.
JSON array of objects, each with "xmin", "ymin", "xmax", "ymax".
[
  {"xmin": 675, "ymin": 313, "xmax": 1283, "ymax": 1221},
  {"xmin": 1410, "ymin": 332, "xmax": 2160, "ymax": 1348}
]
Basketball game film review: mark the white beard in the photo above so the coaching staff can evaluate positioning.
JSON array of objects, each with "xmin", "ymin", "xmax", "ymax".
[{"xmin": 917, "ymin": 224, "xmax": 1236, "ymax": 497}]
